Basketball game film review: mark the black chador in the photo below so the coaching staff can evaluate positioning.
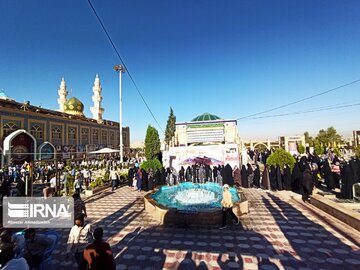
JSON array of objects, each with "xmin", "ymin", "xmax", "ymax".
[
  {"xmin": 253, "ymin": 165, "xmax": 260, "ymax": 188},
  {"xmin": 240, "ymin": 165, "xmax": 248, "ymax": 188},
  {"xmin": 224, "ymin": 164, "xmax": 234, "ymax": 186},
  {"xmin": 276, "ymin": 165, "xmax": 283, "ymax": 190},
  {"xmin": 154, "ymin": 169, "xmax": 161, "ymax": 187},
  {"xmin": 269, "ymin": 165, "xmax": 277, "ymax": 190},
  {"xmin": 160, "ymin": 167, "xmax": 166, "ymax": 185},
  {"xmin": 291, "ymin": 163, "xmax": 301, "ymax": 192},
  {"xmin": 282, "ymin": 165, "xmax": 292, "ymax": 191}
]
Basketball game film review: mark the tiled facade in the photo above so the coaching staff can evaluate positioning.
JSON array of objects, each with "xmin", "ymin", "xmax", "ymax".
[{"xmin": 0, "ymin": 99, "xmax": 130, "ymax": 159}]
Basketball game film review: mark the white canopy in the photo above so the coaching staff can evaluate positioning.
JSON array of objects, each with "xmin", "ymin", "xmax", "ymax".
[{"xmin": 89, "ymin": 147, "xmax": 120, "ymax": 154}]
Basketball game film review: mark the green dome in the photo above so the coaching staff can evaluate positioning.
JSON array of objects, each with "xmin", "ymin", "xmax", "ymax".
[
  {"xmin": 63, "ymin": 97, "xmax": 84, "ymax": 116},
  {"xmin": 191, "ymin": 112, "xmax": 222, "ymax": 122}
]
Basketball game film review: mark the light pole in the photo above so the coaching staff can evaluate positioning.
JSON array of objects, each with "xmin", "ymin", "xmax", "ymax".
[{"xmin": 114, "ymin": 64, "xmax": 126, "ymax": 163}]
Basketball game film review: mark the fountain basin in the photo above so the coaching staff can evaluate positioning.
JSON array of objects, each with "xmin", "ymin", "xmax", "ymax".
[{"xmin": 144, "ymin": 182, "xmax": 248, "ymax": 226}]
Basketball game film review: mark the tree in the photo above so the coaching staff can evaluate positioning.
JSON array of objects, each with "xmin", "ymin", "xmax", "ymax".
[
  {"xmin": 304, "ymin": 131, "xmax": 313, "ymax": 145},
  {"xmin": 164, "ymin": 107, "xmax": 176, "ymax": 146},
  {"xmin": 144, "ymin": 125, "xmax": 161, "ymax": 160},
  {"xmin": 266, "ymin": 148, "xmax": 296, "ymax": 170},
  {"xmin": 140, "ymin": 159, "xmax": 163, "ymax": 172},
  {"xmin": 314, "ymin": 143, "xmax": 324, "ymax": 155},
  {"xmin": 298, "ymin": 144, "xmax": 305, "ymax": 154},
  {"xmin": 315, "ymin": 126, "xmax": 343, "ymax": 147},
  {"xmin": 355, "ymin": 145, "xmax": 360, "ymax": 158}
]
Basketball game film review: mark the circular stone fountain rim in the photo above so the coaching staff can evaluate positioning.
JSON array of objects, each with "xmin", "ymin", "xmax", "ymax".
[{"xmin": 150, "ymin": 182, "xmax": 240, "ymax": 211}]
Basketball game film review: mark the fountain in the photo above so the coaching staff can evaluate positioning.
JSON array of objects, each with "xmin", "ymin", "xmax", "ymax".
[{"xmin": 144, "ymin": 182, "xmax": 248, "ymax": 226}]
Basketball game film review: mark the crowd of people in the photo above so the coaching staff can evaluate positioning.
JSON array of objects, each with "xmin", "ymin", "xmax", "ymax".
[
  {"xmin": 126, "ymin": 150, "xmax": 360, "ymax": 204},
  {"xmin": 1, "ymin": 148, "xmax": 359, "ymax": 268}
]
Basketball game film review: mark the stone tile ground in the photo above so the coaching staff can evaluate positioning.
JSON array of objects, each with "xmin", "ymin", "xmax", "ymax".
[{"xmin": 48, "ymin": 186, "xmax": 360, "ymax": 270}]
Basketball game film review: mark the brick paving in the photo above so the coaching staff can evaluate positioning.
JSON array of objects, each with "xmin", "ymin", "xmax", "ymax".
[{"xmin": 49, "ymin": 186, "xmax": 360, "ymax": 270}]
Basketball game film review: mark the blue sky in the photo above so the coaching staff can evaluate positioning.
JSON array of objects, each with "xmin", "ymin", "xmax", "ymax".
[{"xmin": 1, "ymin": 0, "xmax": 360, "ymax": 142}]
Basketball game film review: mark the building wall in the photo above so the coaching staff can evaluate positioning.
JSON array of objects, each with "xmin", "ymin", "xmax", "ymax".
[
  {"xmin": 174, "ymin": 119, "xmax": 239, "ymax": 146},
  {"xmin": 0, "ymin": 103, "xmax": 130, "ymax": 159}
]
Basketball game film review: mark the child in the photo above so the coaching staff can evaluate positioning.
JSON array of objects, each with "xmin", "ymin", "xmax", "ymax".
[{"xmin": 132, "ymin": 176, "xmax": 137, "ymax": 191}]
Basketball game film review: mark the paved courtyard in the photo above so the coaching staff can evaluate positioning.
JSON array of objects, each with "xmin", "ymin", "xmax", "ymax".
[{"xmin": 50, "ymin": 186, "xmax": 360, "ymax": 270}]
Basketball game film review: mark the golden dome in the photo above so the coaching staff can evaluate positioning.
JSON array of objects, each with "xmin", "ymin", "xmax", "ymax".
[{"xmin": 63, "ymin": 97, "xmax": 84, "ymax": 116}]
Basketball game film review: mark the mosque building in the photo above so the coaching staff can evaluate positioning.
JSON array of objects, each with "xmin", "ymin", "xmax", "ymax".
[{"xmin": 0, "ymin": 75, "xmax": 130, "ymax": 165}]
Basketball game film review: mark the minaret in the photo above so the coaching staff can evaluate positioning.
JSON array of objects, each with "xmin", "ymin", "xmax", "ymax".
[
  {"xmin": 90, "ymin": 74, "xmax": 104, "ymax": 123},
  {"xmin": 57, "ymin": 77, "xmax": 68, "ymax": 112}
]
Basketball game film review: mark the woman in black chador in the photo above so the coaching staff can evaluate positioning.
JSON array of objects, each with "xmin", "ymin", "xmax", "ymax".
[
  {"xmin": 299, "ymin": 156, "xmax": 309, "ymax": 172},
  {"xmin": 223, "ymin": 164, "xmax": 234, "ymax": 186},
  {"xmin": 185, "ymin": 166, "xmax": 192, "ymax": 182},
  {"xmin": 179, "ymin": 166, "xmax": 185, "ymax": 183},
  {"xmin": 154, "ymin": 168, "xmax": 161, "ymax": 187},
  {"xmin": 282, "ymin": 165, "xmax": 292, "ymax": 190},
  {"xmin": 240, "ymin": 165, "xmax": 248, "ymax": 188},
  {"xmin": 340, "ymin": 162, "xmax": 356, "ymax": 199},
  {"xmin": 213, "ymin": 166, "xmax": 218, "ymax": 182},
  {"xmin": 148, "ymin": 168, "xmax": 154, "ymax": 190},
  {"xmin": 301, "ymin": 168, "xmax": 313, "ymax": 202},
  {"xmin": 276, "ymin": 165, "xmax": 283, "ymax": 190},
  {"xmin": 160, "ymin": 167, "xmax": 166, "ymax": 185},
  {"xmin": 141, "ymin": 169, "xmax": 149, "ymax": 191},
  {"xmin": 269, "ymin": 165, "xmax": 277, "ymax": 191},
  {"xmin": 205, "ymin": 165, "xmax": 211, "ymax": 182},
  {"xmin": 261, "ymin": 165, "xmax": 270, "ymax": 190},
  {"xmin": 192, "ymin": 165, "xmax": 197, "ymax": 183},
  {"xmin": 253, "ymin": 165, "xmax": 261, "ymax": 188},
  {"xmin": 291, "ymin": 162, "xmax": 301, "ymax": 192},
  {"xmin": 323, "ymin": 160, "xmax": 335, "ymax": 190},
  {"xmin": 349, "ymin": 159, "xmax": 359, "ymax": 184}
]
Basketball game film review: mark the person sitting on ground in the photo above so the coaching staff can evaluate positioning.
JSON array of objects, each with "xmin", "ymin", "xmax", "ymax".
[
  {"xmin": 80, "ymin": 227, "xmax": 115, "ymax": 270},
  {"xmin": 0, "ymin": 230, "xmax": 15, "ymax": 267},
  {"xmin": 0, "ymin": 244, "xmax": 29, "ymax": 270},
  {"xmin": 73, "ymin": 193, "xmax": 87, "ymax": 220},
  {"xmin": 0, "ymin": 229, "xmax": 25, "ymax": 259},
  {"xmin": 220, "ymin": 184, "xmax": 239, "ymax": 229},
  {"xmin": 23, "ymin": 228, "xmax": 50, "ymax": 269}
]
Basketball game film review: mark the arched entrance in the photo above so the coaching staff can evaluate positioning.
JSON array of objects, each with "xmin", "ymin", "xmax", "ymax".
[
  {"xmin": 2, "ymin": 129, "xmax": 37, "ymax": 165},
  {"xmin": 253, "ymin": 143, "xmax": 269, "ymax": 151},
  {"xmin": 38, "ymin": 142, "xmax": 56, "ymax": 161}
]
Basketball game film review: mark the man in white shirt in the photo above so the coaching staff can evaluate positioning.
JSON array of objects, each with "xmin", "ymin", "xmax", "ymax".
[
  {"xmin": 49, "ymin": 176, "xmax": 56, "ymax": 189},
  {"xmin": 67, "ymin": 214, "xmax": 93, "ymax": 268}
]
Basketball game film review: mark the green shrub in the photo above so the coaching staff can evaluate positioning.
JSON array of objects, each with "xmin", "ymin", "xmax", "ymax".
[
  {"xmin": 355, "ymin": 145, "xmax": 360, "ymax": 158},
  {"xmin": 298, "ymin": 145, "xmax": 305, "ymax": 154},
  {"xmin": 314, "ymin": 143, "xmax": 324, "ymax": 155},
  {"xmin": 140, "ymin": 159, "xmax": 163, "ymax": 172},
  {"xmin": 266, "ymin": 148, "xmax": 296, "ymax": 170},
  {"xmin": 119, "ymin": 172, "xmax": 128, "ymax": 181},
  {"xmin": 333, "ymin": 147, "xmax": 341, "ymax": 157},
  {"xmin": 90, "ymin": 177, "xmax": 105, "ymax": 189},
  {"xmin": 65, "ymin": 175, "xmax": 75, "ymax": 196}
]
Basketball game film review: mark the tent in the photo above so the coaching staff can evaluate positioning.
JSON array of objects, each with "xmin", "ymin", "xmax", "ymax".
[
  {"xmin": 180, "ymin": 156, "xmax": 223, "ymax": 166},
  {"xmin": 89, "ymin": 147, "xmax": 120, "ymax": 154}
]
